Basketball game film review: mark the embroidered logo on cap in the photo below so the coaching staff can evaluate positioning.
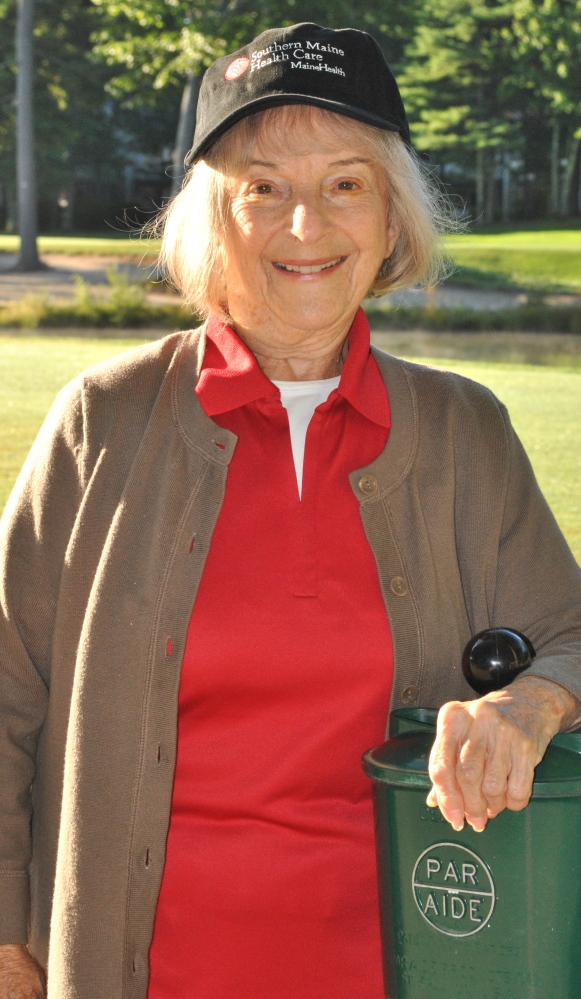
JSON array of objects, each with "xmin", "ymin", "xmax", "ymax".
[
  {"xmin": 249, "ymin": 39, "xmax": 346, "ymax": 77},
  {"xmin": 225, "ymin": 57, "xmax": 250, "ymax": 80}
]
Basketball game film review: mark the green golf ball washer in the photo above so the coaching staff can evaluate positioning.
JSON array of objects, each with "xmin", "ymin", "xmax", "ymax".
[{"xmin": 363, "ymin": 708, "xmax": 581, "ymax": 999}]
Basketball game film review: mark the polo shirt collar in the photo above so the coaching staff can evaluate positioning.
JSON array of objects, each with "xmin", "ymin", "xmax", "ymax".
[
  {"xmin": 196, "ymin": 308, "xmax": 390, "ymax": 430},
  {"xmin": 336, "ymin": 307, "xmax": 391, "ymax": 430},
  {"xmin": 195, "ymin": 315, "xmax": 278, "ymax": 415}
]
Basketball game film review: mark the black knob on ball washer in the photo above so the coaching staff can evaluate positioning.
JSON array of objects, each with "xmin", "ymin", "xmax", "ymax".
[{"xmin": 462, "ymin": 628, "xmax": 536, "ymax": 695}]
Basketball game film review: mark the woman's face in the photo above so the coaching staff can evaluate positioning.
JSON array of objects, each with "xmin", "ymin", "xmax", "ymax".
[{"xmin": 219, "ymin": 113, "xmax": 399, "ymax": 354}]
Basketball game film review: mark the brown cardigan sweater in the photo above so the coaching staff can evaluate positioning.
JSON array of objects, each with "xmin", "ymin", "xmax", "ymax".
[{"xmin": 1, "ymin": 326, "xmax": 580, "ymax": 998}]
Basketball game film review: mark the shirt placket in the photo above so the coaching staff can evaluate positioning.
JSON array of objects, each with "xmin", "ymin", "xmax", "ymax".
[{"xmin": 293, "ymin": 406, "xmax": 326, "ymax": 599}]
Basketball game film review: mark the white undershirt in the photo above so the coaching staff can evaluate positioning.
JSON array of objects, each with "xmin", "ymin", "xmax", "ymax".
[{"xmin": 272, "ymin": 377, "xmax": 341, "ymax": 498}]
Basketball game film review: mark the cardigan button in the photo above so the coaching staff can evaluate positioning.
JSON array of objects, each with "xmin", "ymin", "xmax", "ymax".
[
  {"xmin": 390, "ymin": 576, "xmax": 408, "ymax": 596},
  {"xmin": 358, "ymin": 474, "xmax": 378, "ymax": 495},
  {"xmin": 401, "ymin": 684, "xmax": 420, "ymax": 704}
]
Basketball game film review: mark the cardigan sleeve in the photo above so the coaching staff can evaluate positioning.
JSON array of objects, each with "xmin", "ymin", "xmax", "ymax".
[
  {"xmin": 492, "ymin": 402, "xmax": 581, "ymax": 719},
  {"xmin": 0, "ymin": 379, "xmax": 86, "ymax": 943}
]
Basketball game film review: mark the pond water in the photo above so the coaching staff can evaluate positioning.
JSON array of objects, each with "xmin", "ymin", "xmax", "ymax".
[{"xmin": 371, "ymin": 330, "xmax": 581, "ymax": 368}]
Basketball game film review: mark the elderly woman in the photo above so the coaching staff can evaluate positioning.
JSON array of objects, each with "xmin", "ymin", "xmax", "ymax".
[{"xmin": 1, "ymin": 22, "xmax": 581, "ymax": 999}]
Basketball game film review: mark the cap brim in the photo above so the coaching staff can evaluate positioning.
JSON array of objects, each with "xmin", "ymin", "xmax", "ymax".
[{"xmin": 185, "ymin": 93, "xmax": 407, "ymax": 166}]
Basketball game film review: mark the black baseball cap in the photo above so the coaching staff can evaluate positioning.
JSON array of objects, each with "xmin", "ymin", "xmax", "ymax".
[{"xmin": 185, "ymin": 23, "xmax": 410, "ymax": 166}]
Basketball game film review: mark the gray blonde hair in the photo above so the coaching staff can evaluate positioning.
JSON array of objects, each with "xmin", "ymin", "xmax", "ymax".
[{"xmin": 153, "ymin": 105, "xmax": 455, "ymax": 317}]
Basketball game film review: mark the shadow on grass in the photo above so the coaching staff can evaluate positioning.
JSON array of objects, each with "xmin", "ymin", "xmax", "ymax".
[
  {"xmin": 445, "ymin": 265, "xmax": 525, "ymax": 290},
  {"xmin": 366, "ymin": 302, "xmax": 581, "ymax": 334}
]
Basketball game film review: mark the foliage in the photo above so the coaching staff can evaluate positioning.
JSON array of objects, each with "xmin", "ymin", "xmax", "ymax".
[
  {"xmin": 90, "ymin": 0, "xmax": 259, "ymax": 105},
  {"xmin": 0, "ymin": 0, "xmax": 17, "ymax": 185},
  {"xmin": 2, "ymin": 0, "xmax": 581, "ymax": 227},
  {"xmin": 398, "ymin": 0, "xmax": 581, "ymax": 219},
  {"xmin": 89, "ymin": 0, "xmax": 421, "ymax": 108},
  {"xmin": 399, "ymin": 0, "xmax": 518, "ymax": 154},
  {"xmin": 0, "ymin": 0, "xmax": 181, "ymax": 229},
  {"xmin": 367, "ymin": 301, "xmax": 581, "ymax": 331},
  {"xmin": 0, "ymin": 269, "xmax": 194, "ymax": 327},
  {"xmin": 512, "ymin": 0, "xmax": 581, "ymax": 118}
]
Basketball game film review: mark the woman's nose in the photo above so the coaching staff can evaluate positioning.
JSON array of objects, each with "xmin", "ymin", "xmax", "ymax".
[{"xmin": 290, "ymin": 198, "xmax": 330, "ymax": 243}]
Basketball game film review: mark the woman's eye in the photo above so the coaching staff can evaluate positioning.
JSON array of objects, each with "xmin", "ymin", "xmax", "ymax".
[
  {"xmin": 251, "ymin": 183, "xmax": 274, "ymax": 195},
  {"xmin": 336, "ymin": 180, "xmax": 359, "ymax": 191}
]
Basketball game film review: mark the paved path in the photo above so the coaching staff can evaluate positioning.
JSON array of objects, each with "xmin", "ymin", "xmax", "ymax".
[
  {"xmin": 0, "ymin": 253, "xmax": 176, "ymax": 306},
  {"xmin": 379, "ymin": 285, "xmax": 581, "ymax": 311}
]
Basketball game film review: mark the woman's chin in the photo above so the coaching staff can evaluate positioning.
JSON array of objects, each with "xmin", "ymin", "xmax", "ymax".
[{"xmin": 267, "ymin": 295, "xmax": 357, "ymax": 335}]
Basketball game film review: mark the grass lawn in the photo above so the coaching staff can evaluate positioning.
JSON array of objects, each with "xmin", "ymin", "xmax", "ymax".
[
  {"xmin": 0, "ymin": 234, "xmax": 160, "ymax": 257},
  {"xmin": 0, "ymin": 336, "xmax": 147, "ymax": 511},
  {"xmin": 406, "ymin": 356, "xmax": 581, "ymax": 563},
  {"xmin": 446, "ymin": 229, "xmax": 581, "ymax": 293},
  {"xmin": 0, "ymin": 334, "xmax": 579, "ymax": 564}
]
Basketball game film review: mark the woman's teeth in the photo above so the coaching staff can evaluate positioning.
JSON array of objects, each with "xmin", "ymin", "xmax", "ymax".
[{"xmin": 273, "ymin": 257, "xmax": 344, "ymax": 274}]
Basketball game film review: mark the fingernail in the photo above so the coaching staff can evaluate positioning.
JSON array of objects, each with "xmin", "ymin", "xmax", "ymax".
[
  {"xmin": 450, "ymin": 812, "xmax": 464, "ymax": 831},
  {"xmin": 470, "ymin": 819, "xmax": 486, "ymax": 833}
]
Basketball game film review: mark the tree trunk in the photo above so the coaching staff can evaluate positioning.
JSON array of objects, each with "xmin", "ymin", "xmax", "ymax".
[
  {"xmin": 170, "ymin": 73, "xmax": 200, "ymax": 198},
  {"xmin": 475, "ymin": 146, "xmax": 485, "ymax": 223},
  {"xmin": 484, "ymin": 151, "xmax": 496, "ymax": 224},
  {"xmin": 560, "ymin": 132, "xmax": 579, "ymax": 217},
  {"xmin": 501, "ymin": 150, "xmax": 511, "ymax": 223},
  {"xmin": 15, "ymin": 0, "xmax": 42, "ymax": 270},
  {"xmin": 550, "ymin": 119, "xmax": 560, "ymax": 216},
  {"xmin": 5, "ymin": 185, "xmax": 16, "ymax": 233}
]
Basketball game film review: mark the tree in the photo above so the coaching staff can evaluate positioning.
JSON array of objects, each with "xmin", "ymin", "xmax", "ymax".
[
  {"xmin": 512, "ymin": 0, "xmax": 581, "ymax": 215},
  {"xmin": 398, "ymin": 0, "xmax": 519, "ymax": 223},
  {"xmin": 14, "ymin": 0, "xmax": 42, "ymax": 269},
  {"xmin": 0, "ymin": 0, "xmax": 183, "ymax": 234},
  {"xmin": 90, "ymin": 0, "xmax": 269, "ymax": 196},
  {"xmin": 398, "ymin": 0, "xmax": 581, "ymax": 222},
  {"xmin": 31, "ymin": 0, "xmax": 172, "ymax": 228},
  {"xmin": 0, "ymin": 0, "xmax": 18, "ymax": 231}
]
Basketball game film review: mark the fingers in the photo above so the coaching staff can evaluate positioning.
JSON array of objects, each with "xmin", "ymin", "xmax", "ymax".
[
  {"xmin": 479, "ymin": 738, "xmax": 510, "ymax": 819},
  {"xmin": 456, "ymin": 736, "xmax": 489, "ymax": 831},
  {"xmin": 505, "ymin": 735, "xmax": 537, "ymax": 811},
  {"xmin": 428, "ymin": 702, "xmax": 471, "ymax": 831},
  {"xmin": 427, "ymin": 697, "xmax": 540, "ymax": 832}
]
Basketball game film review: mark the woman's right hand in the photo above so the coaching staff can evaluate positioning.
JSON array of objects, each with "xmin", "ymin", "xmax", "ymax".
[{"xmin": 0, "ymin": 944, "xmax": 46, "ymax": 998}]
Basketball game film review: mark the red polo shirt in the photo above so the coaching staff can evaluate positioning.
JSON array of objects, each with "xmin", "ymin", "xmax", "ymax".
[{"xmin": 148, "ymin": 309, "xmax": 394, "ymax": 999}]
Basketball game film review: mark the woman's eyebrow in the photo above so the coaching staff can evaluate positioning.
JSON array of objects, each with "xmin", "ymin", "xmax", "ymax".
[
  {"xmin": 330, "ymin": 157, "xmax": 372, "ymax": 166},
  {"xmin": 246, "ymin": 157, "xmax": 372, "ymax": 168}
]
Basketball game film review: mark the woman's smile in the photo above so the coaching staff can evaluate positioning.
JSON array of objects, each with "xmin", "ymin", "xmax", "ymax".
[{"xmin": 271, "ymin": 255, "xmax": 347, "ymax": 276}]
